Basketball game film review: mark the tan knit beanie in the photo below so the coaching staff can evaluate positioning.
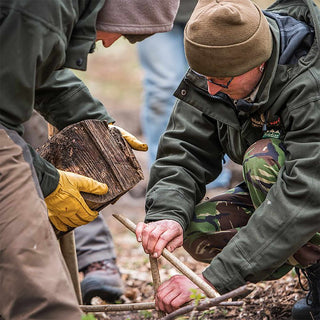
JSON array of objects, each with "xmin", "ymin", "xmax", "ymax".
[
  {"xmin": 97, "ymin": 0, "xmax": 179, "ymax": 35},
  {"xmin": 184, "ymin": 0, "xmax": 272, "ymax": 77}
]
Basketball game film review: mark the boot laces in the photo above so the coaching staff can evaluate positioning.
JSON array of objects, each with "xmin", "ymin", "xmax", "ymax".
[
  {"xmin": 82, "ymin": 259, "xmax": 119, "ymax": 275},
  {"xmin": 296, "ymin": 266, "xmax": 320, "ymax": 307}
]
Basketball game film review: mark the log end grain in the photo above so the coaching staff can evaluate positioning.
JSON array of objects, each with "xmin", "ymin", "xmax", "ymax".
[{"xmin": 38, "ymin": 120, "xmax": 144, "ymax": 211}]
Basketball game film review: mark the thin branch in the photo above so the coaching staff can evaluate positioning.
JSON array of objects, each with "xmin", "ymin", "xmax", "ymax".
[
  {"xmin": 160, "ymin": 284, "xmax": 254, "ymax": 320},
  {"xmin": 149, "ymin": 255, "xmax": 166, "ymax": 317},
  {"xmin": 80, "ymin": 302, "xmax": 155, "ymax": 312},
  {"xmin": 113, "ymin": 213, "xmax": 220, "ymax": 298},
  {"xmin": 80, "ymin": 301, "xmax": 244, "ymax": 313}
]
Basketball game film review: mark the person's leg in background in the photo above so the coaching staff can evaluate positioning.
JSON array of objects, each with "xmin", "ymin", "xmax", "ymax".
[
  {"xmin": 22, "ymin": 111, "xmax": 123, "ymax": 304},
  {"xmin": 75, "ymin": 215, "xmax": 123, "ymax": 304},
  {"xmin": 137, "ymin": 24, "xmax": 232, "ymax": 188},
  {"xmin": 207, "ymin": 155, "xmax": 232, "ymax": 189},
  {"xmin": 137, "ymin": 23, "xmax": 188, "ymax": 168}
]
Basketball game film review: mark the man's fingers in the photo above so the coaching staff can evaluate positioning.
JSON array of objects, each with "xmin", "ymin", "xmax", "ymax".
[
  {"xmin": 156, "ymin": 276, "xmax": 193, "ymax": 313},
  {"xmin": 145, "ymin": 224, "xmax": 178, "ymax": 257},
  {"xmin": 135, "ymin": 222, "xmax": 146, "ymax": 242},
  {"xmin": 166, "ymin": 235, "xmax": 184, "ymax": 252},
  {"xmin": 141, "ymin": 223, "xmax": 157, "ymax": 254},
  {"xmin": 159, "ymin": 289, "xmax": 180, "ymax": 314},
  {"xmin": 136, "ymin": 220, "xmax": 183, "ymax": 256},
  {"xmin": 153, "ymin": 229, "xmax": 183, "ymax": 257},
  {"xmin": 136, "ymin": 222, "xmax": 157, "ymax": 254},
  {"xmin": 156, "ymin": 280, "xmax": 179, "ymax": 313}
]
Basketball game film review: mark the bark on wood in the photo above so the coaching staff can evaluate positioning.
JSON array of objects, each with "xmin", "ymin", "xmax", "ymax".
[
  {"xmin": 38, "ymin": 120, "xmax": 144, "ymax": 212},
  {"xmin": 149, "ymin": 256, "xmax": 166, "ymax": 317}
]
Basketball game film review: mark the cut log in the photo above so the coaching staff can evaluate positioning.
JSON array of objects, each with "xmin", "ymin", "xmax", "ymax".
[{"xmin": 38, "ymin": 119, "xmax": 144, "ymax": 212}]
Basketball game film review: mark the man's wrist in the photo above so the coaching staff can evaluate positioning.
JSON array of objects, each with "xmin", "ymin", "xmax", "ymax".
[{"xmin": 199, "ymin": 273, "xmax": 218, "ymax": 292}]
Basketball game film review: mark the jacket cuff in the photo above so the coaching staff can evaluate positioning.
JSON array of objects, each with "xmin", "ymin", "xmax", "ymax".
[
  {"xmin": 28, "ymin": 146, "xmax": 59, "ymax": 197},
  {"xmin": 202, "ymin": 255, "xmax": 248, "ymax": 294}
]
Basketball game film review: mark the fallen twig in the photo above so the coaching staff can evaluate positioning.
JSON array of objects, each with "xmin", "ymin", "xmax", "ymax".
[
  {"xmin": 149, "ymin": 255, "xmax": 166, "ymax": 317},
  {"xmin": 113, "ymin": 213, "xmax": 220, "ymax": 298},
  {"xmin": 80, "ymin": 302, "xmax": 155, "ymax": 312},
  {"xmin": 160, "ymin": 284, "xmax": 254, "ymax": 320},
  {"xmin": 80, "ymin": 300, "xmax": 244, "ymax": 313}
]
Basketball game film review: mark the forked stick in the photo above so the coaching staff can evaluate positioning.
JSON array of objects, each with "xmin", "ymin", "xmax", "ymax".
[
  {"xmin": 149, "ymin": 256, "xmax": 166, "ymax": 317},
  {"xmin": 113, "ymin": 213, "xmax": 220, "ymax": 298}
]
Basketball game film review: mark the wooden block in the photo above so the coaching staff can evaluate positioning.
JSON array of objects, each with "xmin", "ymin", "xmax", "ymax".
[{"xmin": 38, "ymin": 119, "xmax": 144, "ymax": 211}]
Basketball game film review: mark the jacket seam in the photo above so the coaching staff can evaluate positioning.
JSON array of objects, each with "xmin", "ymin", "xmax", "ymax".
[
  {"xmin": 287, "ymin": 96, "xmax": 320, "ymax": 111},
  {"xmin": 151, "ymin": 187, "xmax": 194, "ymax": 203},
  {"xmin": 1, "ymin": 5, "xmax": 67, "ymax": 45},
  {"xmin": 245, "ymin": 205, "xmax": 305, "ymax": 265},
  {"xmin": 43, "ymin": 83, "xmax": 87, "ymax": 109}
]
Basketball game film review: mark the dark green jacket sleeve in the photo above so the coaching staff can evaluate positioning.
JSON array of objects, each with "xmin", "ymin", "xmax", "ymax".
[
  {"xmin": 32, "ymin": 68, "xmax": 115, "ymax": 197},
  {"xmin": 35, "ymin": 69, "xmax": 114, "ymax": 129},
  {"xmin": 204, "ymin": 94, "xmax": 320, "ymax": 293},
  {"xmin": 145, "ymin": 99, "xmax": 224, "ymax": 229},
  {"xmin": 27, "ymin": 145, "xmax": 60, "ymax": 198}
]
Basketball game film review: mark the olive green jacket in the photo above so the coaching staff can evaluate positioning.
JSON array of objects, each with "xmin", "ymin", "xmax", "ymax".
[
  {"xmin": 145, "ymin": 0, "xmax": 320, "ymax": 293},
  {"xmin": 32, "ymin": 70, "xmax": 113, "ymax": 197},
  {"xmin": 0, "ymin": 0, "xmax": 112, "ymax": 196},
  {"xmin": 0, "ymin": 0, "xmax": 105, "ymax": 134}
]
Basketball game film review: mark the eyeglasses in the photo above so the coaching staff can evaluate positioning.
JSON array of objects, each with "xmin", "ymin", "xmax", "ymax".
[{"xmin": 207, "ymin": 77, "xmax": 234, "ymax": 89}]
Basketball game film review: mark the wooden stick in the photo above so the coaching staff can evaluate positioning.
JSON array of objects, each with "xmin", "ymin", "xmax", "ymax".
[
  {"xmin": 80, "ymin": 301, "xmax": 244, "ymax": 313},
  {"xmin": 160, "ymin": 284, "xmax": 253, "ymax": 320},
  {"xmin": 112, "ymin": 214, "xmax": 220, "ymax": 298},
  {"xmin": 149, "ymin": 256, "xmax": 166, "ymax": 317},
  {"xmin": 59, "ymin": 232, "xmax": 82, "ymax": 305},
  {"xmin": 81, "ymin": 302, "xmax": 155, "ymax": 312},
  {"xmin": 48, "ymin": 123, "xmax": 83, "ymax": 305}
]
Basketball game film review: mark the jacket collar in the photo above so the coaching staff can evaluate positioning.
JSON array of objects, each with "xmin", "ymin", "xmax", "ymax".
[
  {"xmin": 64, "ymin": 0, "xmax": 105, "ymax": 71},
  {"xmin": 174, "ymin": 19, "xmax": 281, "ymax": 128}
]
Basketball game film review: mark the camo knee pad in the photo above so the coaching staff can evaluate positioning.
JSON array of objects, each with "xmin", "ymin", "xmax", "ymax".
[
  {"xmin": 243, "ymin": 138, "xmax": 285, "ymax": 209},
  {"xmin": 183, "ymin": 184, "xmax": 254, "ymax": 263}
]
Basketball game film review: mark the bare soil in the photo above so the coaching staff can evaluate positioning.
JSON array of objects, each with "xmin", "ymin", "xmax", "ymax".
[{"xmin": 78, "ymin": 40, "xmax": 306, "ymax": 319}]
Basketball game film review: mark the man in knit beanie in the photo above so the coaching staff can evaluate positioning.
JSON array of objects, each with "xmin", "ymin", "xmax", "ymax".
[
  {"xmin": 184, "ymin": 0, "xmax": 272, "ymax": 78},
  {"xmin": 96, "ymin": 0, "xmax": 179, "ymax": 44},
  {"xmin": 136, "ymin": 0, "xmax": 320, "ymax": 318}
]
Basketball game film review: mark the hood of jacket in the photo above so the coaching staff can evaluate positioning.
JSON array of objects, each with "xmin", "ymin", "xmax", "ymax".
[{"xmin": 175, "ymin": 0, "xmax": 320, "ymax": 126}]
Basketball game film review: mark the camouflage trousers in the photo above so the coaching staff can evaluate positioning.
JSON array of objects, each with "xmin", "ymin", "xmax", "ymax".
[{"xmin": 184, "ymin": 138, "xmax": 320, "ymax": 279}]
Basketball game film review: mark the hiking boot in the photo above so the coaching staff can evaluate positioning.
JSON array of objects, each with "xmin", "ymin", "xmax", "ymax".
[
  {"xmin": 81, "ymin": 259, "xmax": 124, "ymax": 304},
  {"xmin": 292, "ymin": 263, "xmax": 320, "ymax": 320}
]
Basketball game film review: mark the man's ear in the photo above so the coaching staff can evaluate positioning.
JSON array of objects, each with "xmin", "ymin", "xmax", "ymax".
[{"xmin": 96, "ymin": 31, "xmax": 121, "ymax": 48}]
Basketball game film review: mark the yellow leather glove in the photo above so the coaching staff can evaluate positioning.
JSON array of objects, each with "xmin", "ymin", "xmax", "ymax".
[
  {"xmin": 45, "ymin": 170, "xmax": 109, "ymax": 232},
  {"xmin": 109, "ymin": 124, "xmax": 148, "ymax": 151}
]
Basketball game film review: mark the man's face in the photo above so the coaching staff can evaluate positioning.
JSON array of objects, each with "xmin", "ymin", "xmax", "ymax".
[
  {"xmin": 206, "ymin": 64, "xmax": 264, "ymax": 100},
  {"xmin": 96, "ymin": 31, "xmax": 121, "ymax": 48}
]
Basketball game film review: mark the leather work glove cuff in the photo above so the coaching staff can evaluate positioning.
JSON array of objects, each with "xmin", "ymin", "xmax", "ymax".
[{"xmin": 45, "ymin": 170, "xmax": 108, "ymax": 232}]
